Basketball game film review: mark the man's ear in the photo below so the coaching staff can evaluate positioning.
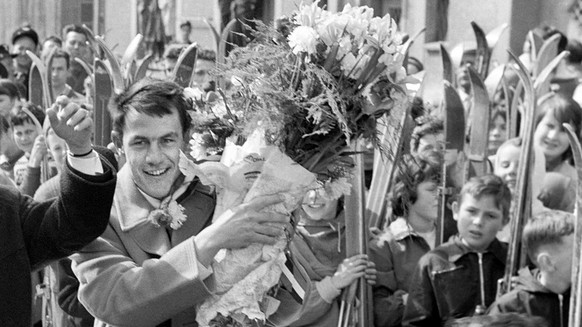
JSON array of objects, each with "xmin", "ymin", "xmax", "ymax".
[
  {"xmin": 537, "ymin": 252, "xmax": 555, "ymax": 273},
  {"xmin": 451, "ymin": 201, "xmax": 459, "ymax": 221},
  {"xmin": 111, "ymin": 131, "xmax": 123, "ymax": 154}
]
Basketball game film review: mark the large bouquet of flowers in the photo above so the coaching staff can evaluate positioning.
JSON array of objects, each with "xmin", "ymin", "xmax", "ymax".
[{"xmin": 185, "ymin": 2, "xmax": 409, "ymax": 326}]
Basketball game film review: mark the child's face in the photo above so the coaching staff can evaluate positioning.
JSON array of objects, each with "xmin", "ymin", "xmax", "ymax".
[
  {"xmin": 453, "ymin": 193, "xmax": 504, "ymax": 252},
  {"xmin": 301, "ymin": 188, "xmax": 339, "ymax": 221},
  {"xmin": 409, "ymin": 180, "xmax": 439, "ymax": 221},
  {"xmin": 488, "ymin": 115, "xmax": 507, "ymax": 154},
  {"xmin": 542, "ymin": 234, "xmax": 574, "ymax": 294},
  {"xmin": 13, "ymin": 122, "xmax": 38, "ymax": 153},
  {"xmin": 495, "ymin": 144, "xmax": 520, "ymax": 193},
  {"xmin": 534, "ymin": 110, "xmax": 570, "ymax": 162},
  {"xmin": 416, "ymin": 132, "xmax": 444, "ymax": 154}
]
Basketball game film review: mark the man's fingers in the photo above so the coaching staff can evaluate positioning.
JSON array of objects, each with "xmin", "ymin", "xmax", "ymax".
[
  {"xmin": 46, "ymin": 106, "xmax": 59, "ymax": 128},
  {"xmin": 58, "ymin": 103, "xmax": 82, "ymax": 122},
  {"xmin": 74, "ymin": 117, "xmax": 93, "ymax": 131},
  {"xmin": 245, "ymin": 194, "xmax": 285, "ymax": 211},
  {"xmin": 252, "ymin": 211, "xmax": 289, "ymax": 224},
  {"xmin": 66, "ymin": 109, "xmax": 89, "ymax": 128},
  {"xmin": 253, "ymin": 224, "xmax": 284, "ymax": 238}
]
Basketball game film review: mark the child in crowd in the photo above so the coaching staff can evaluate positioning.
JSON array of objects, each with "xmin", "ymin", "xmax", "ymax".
[
  {"xmin": 9, "ymin": 102, "xmax": 45, "ymax": 187},
  {"xmin": 533, "ymin": 92, "xmax": 582, "ymax": 181},
  {"xmin": 288, "ymin": 187, "xmax": 376, "ymax": 326},
  {"xmin": 370, "ymin": 152, "xmax": 442, "ymax": 327},
  {"xmin": 402, "ymin": 174, "xmax": 511, "ymax": 326},
  {"xmin": 410, "ymin": 115, "xmax": 444, "ymax": 155},
  {"xmin": 495, "ymin": 137, "xmax": 574, "ymax": 213},
  {"xmin": 488, "ymin": 209, "xmax": 573, "ymax": 327},
  {"xmin": 488, "ymin": 109, "xmax": 507, "ymax": 157}
]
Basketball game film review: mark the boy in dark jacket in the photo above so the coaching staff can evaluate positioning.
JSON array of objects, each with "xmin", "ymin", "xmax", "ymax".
[
  {"xmin": 402, "ymin": 174, "xmax": 511, "ymax": 326},
  {"xmin": 488, "ymin": 209, "xmax": 574, "ymax": 327}
]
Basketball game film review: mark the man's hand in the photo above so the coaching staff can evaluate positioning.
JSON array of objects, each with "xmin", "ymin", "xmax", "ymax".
[
  {"xmin": 195, "ymin": 194, "xmax": 288, "ymax": 266},
  {"xmin": 47, "ymin": 96, "xmax": 92, "ymax": 155},
  {"xmin": 27, "ymin": 135, "xmax": 47, "ymax": 168}
]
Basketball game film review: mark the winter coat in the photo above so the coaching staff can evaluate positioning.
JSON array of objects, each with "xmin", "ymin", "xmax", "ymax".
[
  {"xmin": 369, "ymin": 217, "xmax": 432, "ymax": 327},
  {"xmin": 402, "ymin": 236, "xmax": 507, "ymax": 326}
]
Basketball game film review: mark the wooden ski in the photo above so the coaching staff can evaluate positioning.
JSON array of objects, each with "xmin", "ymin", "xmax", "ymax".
[
  {"xmin": 532, "ymin": 33, "xmax": 561, "ymax": 78},
  {"xmin": 465, "ymin": 66, "xmax": 490, "ymax": 180},
  {"xmin": 402, "ymin": 27, "xmax": 426, "ymax": 70},
  {"xmin": 94, "ymin": 36, "xmax": 124, "ymax": 94},
  {"xmin": 134, "ymin": 54, "xmax": 154, "ymax": 82},
  {"xmin": 499, "ymin": 51, "xmax": 536, "ymax": 297},
  {"xmin": 171, "ymin": 43, "xmax": 199, "ymax": 88},
  {"xmin": 436, "ymin": 82, "xmax": 466, "ymax": 245},
  {"xmin": 440, "ymin": 44, "xmax": 455, "ymax": 85},
  {"xmin": 93, "ymin": 59, "xmax": 113, "ymax": 147},
  {"xmin": 26, "ymin": 51, "xmax": 52, "ymax": 109},
  {"xmin": 485, "ymin": 23, "xmax": 509, "ymax": 53},
  {"xmin": 121, "ymin": 34, "xmax": 143, "ymax": 84},
  {"xmin": 366, "ymin": 101, "xmax": 413, "ymax": 230},
  {"xmin": 471, "ymin": 22, "xmax": 491, "ymax": 79},
  {"xmin": 564, "ymin": 123, "xmax": 582, "ymax": 327},
  {"xmin": 74, "ymin": 57, "xmax": 94, "ymax": 89},
  {"xmin": 339, "ymin": 140, "xmax": 369, "ymax": 327},
  {"xmin": 28, "ymin": 63, "xmax": 43, "ymax": 108},
  {"xmin": 533, "ymin": 50, "xmax": 569, "ymax": 97},
  {"xmin": 203, "ymin": 17, "xmax": 221, "ymax": 52}
]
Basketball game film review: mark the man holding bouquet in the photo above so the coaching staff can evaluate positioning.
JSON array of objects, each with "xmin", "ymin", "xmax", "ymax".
[{"xmin": 71, "ymin": 79, "xmax": 314, "ymax": 326}]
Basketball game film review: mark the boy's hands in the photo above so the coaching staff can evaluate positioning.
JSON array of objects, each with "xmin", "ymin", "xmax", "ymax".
[
  {"xmin": 28, "ymin": 135, "xmax": 47, "ymax": 168},
  {"xmin": 47, "ymin": 96, "xmax": 92, "ymax": 155},
  {"xmin": 331, "ymin": 254, "xmax": 377, "ymax": 289}
]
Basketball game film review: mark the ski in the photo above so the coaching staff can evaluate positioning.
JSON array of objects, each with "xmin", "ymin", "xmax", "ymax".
[
  {"xmin": 28, "ymin": 63, "xmax": 43, "ymax": 108},
  {"xmin": 440, "ymin": 44, "xmax": 455, "ymax": 85},
  {"xmin": 93, "ymin": 59, "xmax": 113, "ymax": 147},
  {"xmin": 121, "ymin": 34, "xmax": 143, "ymax": 84},
  {"xmin": 499, "ymin": 51, "xmax": 536, "ymax": 297},
  {"xmin": 0, "ymin": 62, "xmax": 8, "ymax": 79},
  {"xmin": 534, "ymin": 50, "xmax": 569, "ymax": 97},
  {"xmin": 564, "ymin": 123, "xmax": 582, "ymax": 327},
  {"xmin": 471, "ymin": 22, "xmax": 491, "ymax": 79},
  {"xmin": 465, "ymin": 66, "xmax": 490, "ymax": 180},
  {"xmin": 134, "ymin": 54, "xmax": 154, "ymax": 82},
  {"xmin": 436, "ymin": 82, "xmax": 466, "ymax": 246},
  {"xmin": 532, "ymin": 33, "xmax": 561, "ymax": 78},
  {"xmin": 366, "ymin": 101, "xmax": 413, "ymax": 230},
  {"xmin": 171, "ymin": 43, "xmax": 198, "ymax": 88},
  {"xmin": 339, "ymin": 140, "xmax": 369, "ymax": 327},
  {"xmin": 94, "ymin": 36, "xmax": 124, "ymax": 94}
]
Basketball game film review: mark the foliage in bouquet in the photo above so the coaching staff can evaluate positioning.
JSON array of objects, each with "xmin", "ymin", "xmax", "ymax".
[{"xmin": 193, "ymin": 1, "xmax": 409, "ymax": 191}]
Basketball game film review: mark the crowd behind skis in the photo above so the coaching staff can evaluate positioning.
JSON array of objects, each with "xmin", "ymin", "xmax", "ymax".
[{"xmin": 0, "ymin": 9, "xmax": 581, "ymax": 327}]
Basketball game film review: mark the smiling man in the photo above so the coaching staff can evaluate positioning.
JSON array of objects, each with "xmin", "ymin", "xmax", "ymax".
[
  {"xmin": 71, "ymin": 79, "xmax": 310, "ymax": 326},
  {"xmin": 50, "ymin": 49, "xmax": 85, "ymax": 104}
]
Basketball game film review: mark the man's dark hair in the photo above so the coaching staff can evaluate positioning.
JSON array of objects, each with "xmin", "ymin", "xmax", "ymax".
[
  {"xmin": 43, "ymin": 36, "xmax": 63, "ymax": 49},
  {"xmin": 62, "ymin": 24, "xmax": 88, "ymax": 40},
  {"xmin": 51, "ymin": 48, "xmax": 71, "ymax": 69},
  {"xmin": 0, "ymin": 79, "xmax": 21, "ymax": 99},
  {"xmin": 112, "ymin": 78, "xmax": 192, "ymax": 138}
]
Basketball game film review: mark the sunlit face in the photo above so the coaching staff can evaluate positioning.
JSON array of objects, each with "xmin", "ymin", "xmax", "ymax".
[
  {"xmin": 13, "ymin": 37, "xmax": 35, "ymax": 67},
  {"xmin": 534, "ymin": 111, "xmax": 570, "ymax": 163},
  {"xmin": 0, "ymin": 95, "xmax": 15, "ymax": 116},
  {"xmin": 453, "ymin": 194, "xmax": 504, "ymax": 252},
  {"xmin": 118, "ymin": 107, "xmax": 184, "ymax": 199},
  {"xmin": 495, "ymin": 144, "xmax": 520, "ymax": 194},
  {"xmin": 545, "ymin": 234, "xmax": 574, "ymax": 294},
  {"xmin": 301, "ymin": 188, "xmax": 339, "ymax": 221},
  {"xmin": 64, "ymin": 31, "xmax": 87, "ymax": 59},
  {"xmin": 192, "ymin": 59, "xmax": 215, "ymax": 88},
  {"xmin": 416, "ymin": 132, "xmax": 444, "ymax": 154},
  {"xmin": 13, "ymin": 122, "xmax": 38, "ymax": 153},
  {"xmin": 50, "ymin": 57, "xmax": 68, "ymax": 89},
  {"xmin": 408, "ymin": 180, "xmax": 438, "ymax": 221},
  {"xmin": 47, "ymin": 129, "xmax": 66, "ymax": 169},
  {"xmin": 489, "ymin": 115, "xmax": 507, "ymax": 154}
]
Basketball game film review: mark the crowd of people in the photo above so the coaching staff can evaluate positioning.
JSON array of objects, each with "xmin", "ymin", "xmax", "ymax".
[{"xmin": 1, "ymin": 4, "xmax": 582, "ymax": 327}]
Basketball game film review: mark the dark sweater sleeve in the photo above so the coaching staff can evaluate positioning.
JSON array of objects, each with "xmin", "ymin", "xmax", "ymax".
[
  {"xmin": 19, "ymin": 166, "xmax": 41, "ymax": 197},
  {"xmin": 20, "ymin": 159, "xmax": 116, "ymax": 271}
]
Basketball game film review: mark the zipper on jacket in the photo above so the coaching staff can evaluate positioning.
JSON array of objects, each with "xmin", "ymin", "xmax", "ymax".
[{"xmin": 474, "ymin": 252, "xmax": 486, "ymax": 315}]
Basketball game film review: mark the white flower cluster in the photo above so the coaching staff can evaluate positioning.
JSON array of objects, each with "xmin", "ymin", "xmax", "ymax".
[{"xmin": 288, "ymin": 1, "xmax": 407, "ymax": 83}]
